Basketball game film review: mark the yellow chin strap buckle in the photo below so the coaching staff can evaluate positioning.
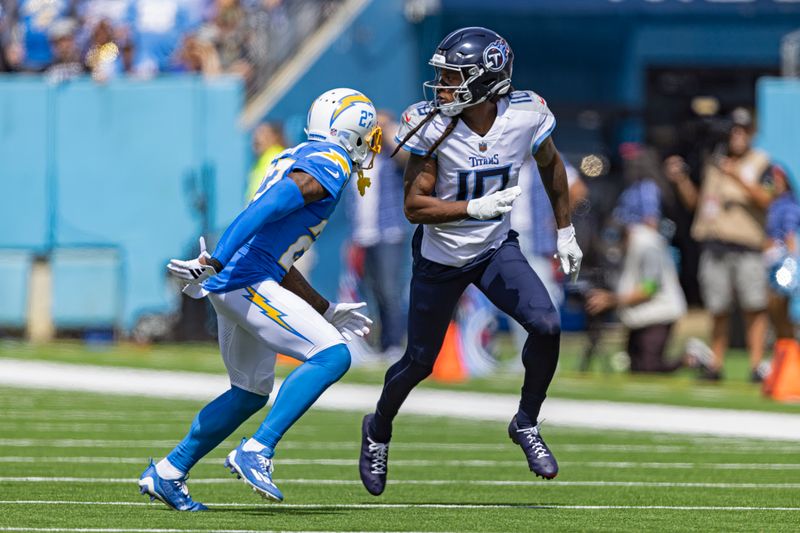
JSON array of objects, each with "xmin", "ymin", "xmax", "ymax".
[
  {"xmin": 356, "ymin": 125, "xmax": 382, "ymax": 197},
  {"xmin": 356, "ymin": 169, "xmax": 371, "ymax": 197}
]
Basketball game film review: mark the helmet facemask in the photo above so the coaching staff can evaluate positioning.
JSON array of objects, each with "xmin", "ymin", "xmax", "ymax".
[
  {"xmin": 423, "ymin": 54, "xmax": 513, "ymax": 117},
  {"xmin": 354, "ymin": 125, "xmax": 382, "ymax": 196}
]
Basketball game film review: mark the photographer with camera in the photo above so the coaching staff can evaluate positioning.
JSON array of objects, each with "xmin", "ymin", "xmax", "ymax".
[
  {"xmin": 585, "ymin": 176, "xmax": 687, "ymax": 373},
  {"xmin": 663, "ymin": 108, "xmax": 772, "ymax": 382}
]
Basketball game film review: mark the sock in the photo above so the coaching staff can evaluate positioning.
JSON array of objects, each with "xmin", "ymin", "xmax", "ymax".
[
  {"xmin": 517, "ymin": 331, "xmax": 560, "ymax": 428},
  {"xmin": 370, "ymin": 409, "xmax": 393, "ymax": 443},
  {"xmin": 242, "ymin": 438, "xmax": 266, "ymax": 453},
  {"xmin": 166, "ymin": 386, "xmax": 268, "ymax": 473},
  {"xmin": 372, "ymin": 352, "xmax": 433, "ymax": 441},
  {"xmin": 252, "ymin": 344, "xmax": 350, "ymax": 457},
  {"xmin": 155, "ymin": 458, "xmax": 184, "ymax": 480}
]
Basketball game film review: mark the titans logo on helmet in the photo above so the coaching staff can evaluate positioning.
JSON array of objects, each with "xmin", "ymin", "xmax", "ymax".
[{"xmin": 483, "ymin": 39, "xmax": 509, "ymax": 72}]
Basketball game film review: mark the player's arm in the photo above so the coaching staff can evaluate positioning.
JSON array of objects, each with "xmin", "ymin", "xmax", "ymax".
[
  {"xmin": 535, "ymin": 137, "xmax": 571, "ymax": 229},
  {"xmin": 535, "ymin": 136, "xmax": 583, "ymax": 279},
  {"xmin": 203, "ymin": 172, "xmax": 328, "ymax": 270},
  {"xmin": 403, "ymin": 154, "xmax": 521, "ymax": 223},
  {"xmin": 280, "ymin": 266, "xmax": 329, "ymax": 315},
  {"xmin": 403, "ymin": 154, "xmax": 466, "ymax": 223}
]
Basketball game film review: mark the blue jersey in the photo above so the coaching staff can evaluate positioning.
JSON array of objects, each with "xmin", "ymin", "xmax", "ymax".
[
  {"xmin": 766, "ymin": 192, "xmax": 800, "ymax": 243},
  {"xmin": 203, "ymin": 141, "xmax": 352, "ymax": 293}
]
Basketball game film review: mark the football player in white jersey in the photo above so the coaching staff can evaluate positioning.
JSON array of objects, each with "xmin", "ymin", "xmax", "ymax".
[{"xmin": 359, "ymin": 27, "xmax": 582, "ymax": 495}]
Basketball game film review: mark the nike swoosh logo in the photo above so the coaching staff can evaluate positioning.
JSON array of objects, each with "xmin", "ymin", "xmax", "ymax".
[{"xmin": 324, "ymin": 168, "xmax": 339, "ymax": 178}]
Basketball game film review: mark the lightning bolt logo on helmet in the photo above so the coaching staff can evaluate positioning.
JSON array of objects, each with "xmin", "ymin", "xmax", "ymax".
[{"xmin": 330, "ymin": 93, "xmax": 373, "ymax": 127}]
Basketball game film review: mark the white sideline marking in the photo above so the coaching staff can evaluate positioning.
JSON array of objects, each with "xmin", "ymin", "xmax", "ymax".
[
  {"xmin": 2, "ymin": 438, "xmax": 799, "ymax": 454},
  {"xmin": 2, "ymin": 477, "xmax": 799, "ymax": 489},
  {"xmin": 2, "ymin": 456, "xmax": 800, "ymax": 470},
  {"xmin": 3, "ymin": 358, "xmax": 800, "ymax": 440},
  {"xmin": 0, "ymin": 501, "xmax": 799, "ymax": 512}
]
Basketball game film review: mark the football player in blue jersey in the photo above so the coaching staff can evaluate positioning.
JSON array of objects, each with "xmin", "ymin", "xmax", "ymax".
[
  {"xmin": 138, "ymin": 88, "xmax": 382, "ymax": 510},
  {"xmin": 359, "ymin": 27, "xmax": 583, "ymax": 495}
]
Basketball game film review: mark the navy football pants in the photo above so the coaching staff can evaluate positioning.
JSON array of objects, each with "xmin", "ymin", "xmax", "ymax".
[{"xmin": 372, "ymin": 232, "xmax": 560, "ymax": 439}]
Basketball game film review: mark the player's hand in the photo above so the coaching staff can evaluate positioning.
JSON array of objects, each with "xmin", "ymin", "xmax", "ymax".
[
  {"xmin": 556, "ymin": 224, "xmax": 583, "ymax": 281},
  {"xmin": 167, "ymin": 237, "xmax": 218, "ymax": 284},
  {"xmin": 323, "ymin": 301, "xmax": 373, "ymax": 341},
  {"xmin": 467, "ymin": 186, "xmax": 522, "ymax": 220}
]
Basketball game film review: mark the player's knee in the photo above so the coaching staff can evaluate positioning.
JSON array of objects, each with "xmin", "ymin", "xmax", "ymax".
[
  {"xmin": 312, "ymin": 343, "xmax": 351, "ymax": 380},
  {"xmin": 230, "ymin": 385, "xmax": 269, "ymax": 413},
  {"xmin": 523, "ymin": 307, "xmax": 561, "ymax": 337}
]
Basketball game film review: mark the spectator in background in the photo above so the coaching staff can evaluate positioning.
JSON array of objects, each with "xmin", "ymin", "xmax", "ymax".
[
  {"xmin": 347, "ymin": 111, "xmax": 410, "ymax": 358},
  {"xmin": 45, "ymin": 18, "xmax": 84, "ymax": 83},
  {"xmin": 763, "ymin": 164, "xmax": 800, "ymax": 346},
  {"xmin": 83, "ymin": 18, "xmax": 125, "ymax": 81},
  {"xmin": 127, "ymin": 0, "xmax": 192, "ymax": 77},
  {"xmin": 586, "ymin": 178, "xmax": 687, "ymax": 373},
  {"xmin": 203, "ymin": 0, "xmax": 252, "ymax": 82},
  {"xmin": 664, "ymin": 108, "xmax": 772, "ymax": 381},
  {"xmin": 12, "ymin": 0, "xmax": 74, "ymax": 72},
  {"xmin": 246, "ymin": 122, "xmax": 286, "ymax": 202},
  {"xmin": 77, "ymin": 0, "xmax": 132, "ymax": 38},
  {"xmin": 246, "ymin": 0, "xmax": 289, "ymax": 75},
  {"xmin": 0, "ymin": 1, "xmax": 13, "ymax": 71},
  {"xmin": 171, "ymin": 31, "xmax": 220, "ymax": 76}
]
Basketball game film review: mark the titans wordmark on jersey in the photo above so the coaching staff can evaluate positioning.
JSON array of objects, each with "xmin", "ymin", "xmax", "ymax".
[
  {"xmin": 395, "ymin": 90, "xmax": 556, "ymax": 267},
  {"xmin": 203, "ymin": 141, "xmax": 352, "ymax": 293}
]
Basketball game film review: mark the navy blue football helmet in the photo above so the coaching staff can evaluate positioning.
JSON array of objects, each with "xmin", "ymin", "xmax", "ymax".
[{"xmin": 423, "ymin": 27, "xmax": 514, "ymax": 117}]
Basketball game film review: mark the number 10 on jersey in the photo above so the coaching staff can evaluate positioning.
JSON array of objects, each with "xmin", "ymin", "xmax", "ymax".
[{"xmin": 456, "ymin": 164, "xmax": 511, "ymax": 201}]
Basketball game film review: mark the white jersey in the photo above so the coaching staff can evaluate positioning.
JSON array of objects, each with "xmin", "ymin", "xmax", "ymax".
[{"xmin": 395, "ymin": 90, "xmax": 556, "ymax": 267}]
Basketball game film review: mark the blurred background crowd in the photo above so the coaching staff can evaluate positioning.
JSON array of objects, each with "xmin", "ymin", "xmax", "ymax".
[
  {"xmin": 0, "ymin": 0, "xmax": 341, "ymax": 92},
  {"xmin": 3, "ymin": 0, "xmax": 800, "ymax": 399}
]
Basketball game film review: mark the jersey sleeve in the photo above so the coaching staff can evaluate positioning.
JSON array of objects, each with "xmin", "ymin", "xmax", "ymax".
[
  {"xmin": 777, "ymin": 199, "xmax": 800, "ymax": 241},
  {"xmin": 395, "ymin": 101, "xmax": 436, "ymax": 157},
  {"xmin": 292, "ymin": 144, "xmax": 352, "ymax": 199},
  {"xmin": 509, "ymin": 91, "xmax": 556, "ymax": 155}
]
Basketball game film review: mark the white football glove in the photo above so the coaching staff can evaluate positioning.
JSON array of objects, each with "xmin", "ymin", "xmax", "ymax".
[
  {"xmin": 166, "ymin": 237, "xmax": 218, "ymax": 284},
  {"xmin": 467, "ymin": 186, "xmax": 522, "ymax": 220},
  {"xmin": 556, "ymin": 224, "xmax": 583, "ymax": 281},
  {"xmin": 323, "ymin": 301, "xmax": 373, "ymax": 341}
]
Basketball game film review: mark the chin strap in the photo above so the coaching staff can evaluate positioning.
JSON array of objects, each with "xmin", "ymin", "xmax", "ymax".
[{"xmin": 356, "ymin": 169, "xmax": 371, "ymax": 197}]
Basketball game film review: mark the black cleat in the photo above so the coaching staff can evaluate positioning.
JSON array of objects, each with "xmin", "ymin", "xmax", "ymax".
[
  {"xmin": 359, "ymin": 414, "xmax": 389, "ymax": 495},
  {"xmin": 508, "ymin": 416, "xmax": 559, "ymax": 479}
]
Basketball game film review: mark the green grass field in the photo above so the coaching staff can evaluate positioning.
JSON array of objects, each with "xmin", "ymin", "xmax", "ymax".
[
  {"xmin": 1, "ymin": 384, "xmax": 799, "ymax": 532},
  {"xmin": 1, "ymin": 337, "xmax": 799, "ymax": 532}
]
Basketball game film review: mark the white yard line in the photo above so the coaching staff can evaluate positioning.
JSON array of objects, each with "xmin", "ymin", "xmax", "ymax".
[
  {"xmin": 2, "ymin": 358, "xmax": 800, "ymax": 440},
  {"xmin": 1, "ymin": 438, "xmax": 798, "ymax": 453},
  {"xmin": 0, "ymin": 502, "xmax": 799, "ymax": 512},
  {"xmin": 1, "ymin": 456, "xmax": 799, "ymax": 470},
  {"xmin": 1, "ymin": 477, "xmax": 799, "ymax": 489}
]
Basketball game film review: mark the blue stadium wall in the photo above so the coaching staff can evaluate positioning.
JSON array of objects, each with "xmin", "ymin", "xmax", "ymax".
[{"xmin": 0, "ymin": 76, "xmax": 247, "ymax": 331}]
